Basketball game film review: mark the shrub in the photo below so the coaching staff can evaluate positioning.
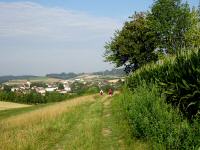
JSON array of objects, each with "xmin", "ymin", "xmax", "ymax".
[
  {"xmin": 126, "ymin": 49, "xmax": 200, "ymax": 119},
  {"xmin": 120, "ymin": 84, "xmax": 200, "ymax": 149}
]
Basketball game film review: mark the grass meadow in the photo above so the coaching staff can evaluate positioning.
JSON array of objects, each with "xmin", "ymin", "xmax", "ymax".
[{"xmin": 0, "ymin": 94, "xmax": 142, "ymax": 150}]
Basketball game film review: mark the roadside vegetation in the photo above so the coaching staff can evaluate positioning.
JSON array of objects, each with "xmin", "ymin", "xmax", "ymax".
[
  {"xmin": 127, "ymin": 50, "xmax": 200, "ymax": 120},
  {"xmin": 118, "ymin": 85, "xmax": 200, "ymax": 149}
]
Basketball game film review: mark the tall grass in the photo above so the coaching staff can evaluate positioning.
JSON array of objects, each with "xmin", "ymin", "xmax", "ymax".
[
  {"xmin": 120, "ymin": 84, "xmax": 200, "ymax": 149},
  {"xmin": 126, "ymin": 49, "xmax": 200, "ymax": 119},
  {"xmin": 111, "ymin": 94, "xmax": 149, "ymax": 150}
]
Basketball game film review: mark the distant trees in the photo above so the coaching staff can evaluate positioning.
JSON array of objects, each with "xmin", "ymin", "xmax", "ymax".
[
  {"xmin": 104, "ymin": 0, "xmax": 200, "ymax": 73},
  {"xmin": 93, "ymin": 68, "xmax": 125, "ymax": 76},
  {"xmin": 46, "ymin": 72, "xmax": 78, "ymax": 80},
  {"xmin": 3, "ymin": 85, "xmax": 12, "ymax": 92},
  {"xmin": 0, "ymin": 91, "xmax": 74, "ymax": 104},
  {"xmin": 58, "ymin": 83, "xmax": 64, "ymax": 90}
]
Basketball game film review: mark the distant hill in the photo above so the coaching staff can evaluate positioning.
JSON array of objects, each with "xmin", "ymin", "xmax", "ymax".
[
  {"xmin": 92, "ymin": 68, "xmax": 125, "ymax": 76},
  {"xmin": 0, "ymin": 69, "xmax": 125, "ymax": 83},
  {"xmin": 46, "ymin": 72, "xmax": 79, "ymax": 80},
  {"xmin": 0, "ymin": 75, "xmax": 38, "ymax": 84},
  {"xmin": 46, "ymin": 69, "xmax": 125, "ymax": 80}
]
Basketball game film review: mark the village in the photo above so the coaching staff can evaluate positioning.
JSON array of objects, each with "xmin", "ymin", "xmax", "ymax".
[
  {"xmin": 0, "ymin": 74, "xmax": 124, "ymax": 95},
  {"xmin": 7, "ymin": 80, "xmax": 71, "ymax": 95}
]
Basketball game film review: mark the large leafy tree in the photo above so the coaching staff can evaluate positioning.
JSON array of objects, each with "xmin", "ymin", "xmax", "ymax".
[
  {"xmin": 147, "ymin": 0, "xmax": 199, "ymax": 54},
  {"xmin": 104, "ymin": 13, "xmax": 158, "ymax": 73},
  {"xmin": 105, "ymin": 1, "xmax": 200, "ymax": 73}
]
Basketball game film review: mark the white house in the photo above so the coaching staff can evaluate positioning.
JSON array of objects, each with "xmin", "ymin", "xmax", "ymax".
[
  {"xmin": 59, "ymin": 91, "xmax": 68, "ymax": 94},
  {"xmin": 35, "ymin": 87, "xmax": 46, "ymax": 95},
  {"xmin": 45, "ymin": 87, "xmax": 57, "ymax": 92},
  {"xmin": 26, "ymin": 81, "xmax": 31, "ymax": 88},
  {"xmin": 11, "ymin": 87, "xmax": 19, "ymax": 92},
  {"xmin": 64, "ymin": 86, "xmax": 71, "ymax": 92}
]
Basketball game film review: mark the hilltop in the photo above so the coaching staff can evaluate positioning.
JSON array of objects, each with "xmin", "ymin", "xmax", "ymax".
[
  {"xmin": 0, "ymin": 68, "xmax": 125, "ymax": 84},
  {"xmin": 46, "ymin": 68, "xmax": 125, "ymax": 80},
  {"xmin": 0, "ymin": 75, "xmax": 39, "ymax": 84}
]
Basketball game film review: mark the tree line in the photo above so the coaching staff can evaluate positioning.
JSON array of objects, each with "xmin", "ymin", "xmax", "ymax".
[{"xmin": 0, "ymin": 91, "xmax": 75, "ymax": 104}]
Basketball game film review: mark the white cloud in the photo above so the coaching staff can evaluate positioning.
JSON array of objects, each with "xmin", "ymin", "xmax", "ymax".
[{"xmin": 0, "ymin": 2, "xmax": 121, "ymax": 41}]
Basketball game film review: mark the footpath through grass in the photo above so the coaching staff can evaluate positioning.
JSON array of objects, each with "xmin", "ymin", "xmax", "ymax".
[{"xmin": 0, "ymin": 94, "xmax": 143, "ymax": 150}]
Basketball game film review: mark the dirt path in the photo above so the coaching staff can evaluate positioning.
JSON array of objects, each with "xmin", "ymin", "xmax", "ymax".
[
  {"xmin": 101, "ymin": 96, "xmax": 113, "ymax": 138},
  {"xmin": 50, "ymin": 95, "xmax": 127, "ymax": 150},
  {"xmin": 100, "ymin": 95, "xmax": 127, "ymax": 150}
]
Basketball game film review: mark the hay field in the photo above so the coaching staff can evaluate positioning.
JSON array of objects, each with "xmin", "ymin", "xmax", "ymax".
[{"xmin": 0, "ymin": 101, "xmax": 31, "ymax": 110}]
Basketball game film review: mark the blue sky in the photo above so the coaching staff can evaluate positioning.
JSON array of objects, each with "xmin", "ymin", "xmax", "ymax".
[
  {"xmin": 2, "ymin": 0, "xmax": 199, "ymax": 18},
  {"xmin": 0, "ymin": 0, "xmax": 199, "ymax": 76},
  {"xmin": 0, "ymin": 0, "xmax": 154, "ymax": 18}
]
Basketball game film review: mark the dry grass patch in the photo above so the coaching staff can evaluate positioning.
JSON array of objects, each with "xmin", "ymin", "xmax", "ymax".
[
  {"xmin": 0, "ymin": 101, "xmax": 31, "ymax": 110},
  {"xmin": 0, "ymin": 95, "xmax": 95, "ymax": 128}
]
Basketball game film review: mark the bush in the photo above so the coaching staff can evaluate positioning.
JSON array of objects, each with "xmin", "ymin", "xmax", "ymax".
[
  {"xmin": 120, "ymin": 84, "xmax": 200, "ymax": 149},
  {"xmin": 126, "ymin": 49, "xmax": 200, "ymax": 119}
]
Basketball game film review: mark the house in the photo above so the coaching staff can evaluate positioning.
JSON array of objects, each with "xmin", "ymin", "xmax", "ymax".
[
  {"xmin": 64, "ymin": 86, "xmax": 71, "ymax": 92},
  {"xmin": 26, "ymin": 81, "xmax": 31, "ymax": 88},
  {"xmin": 59, "ymin": 90, "xmax": 68, "ymax": 94},
  {"xmin": 35, "ymin": 87, "xmax": 46, "ymax": 94},
  {"xmin": 108, "ymin": 79, "xmax": 120, "ymax": 84},
  {"xmin": 11, "ymin": 87, "xmax": 19, "ymax": 92},
  {"xmin": 75, "ymin": 79, "xmax": 81, "ymax": 81},
  {"xmin": 45, "ymin": 87, "xmax": 57, "ymax": 92}
]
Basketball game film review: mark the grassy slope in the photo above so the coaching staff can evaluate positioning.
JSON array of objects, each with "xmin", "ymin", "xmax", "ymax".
[{"xmin": 0, "ymin": 94, "xmax": 143, "ymax": 150}]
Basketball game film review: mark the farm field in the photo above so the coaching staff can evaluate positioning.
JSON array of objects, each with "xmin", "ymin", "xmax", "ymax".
[
  {"xmin": 0, "ymin": 101, "xmax": 31, "ymax": 110},
  {"xmin": 4, "ymin": 77, "xmax": 63, "ymax": 85},
  {"xmin": 0, "ymin": 94, "xmax": 143, "ymax": 150}
]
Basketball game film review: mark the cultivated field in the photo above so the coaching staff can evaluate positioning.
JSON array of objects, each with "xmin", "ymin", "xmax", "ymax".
[
  {"xmin": 4, "ymin": 77, "xmax": 64, "ymax": 85},
  {"xmin": 0, "ymin": 101, "xmax": 31, "ymax": 110}
]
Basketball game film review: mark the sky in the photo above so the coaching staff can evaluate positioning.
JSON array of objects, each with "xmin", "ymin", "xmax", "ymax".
[{"xmin": 0, "ymin": 0, "xmax": 199, "ymax": 76}]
